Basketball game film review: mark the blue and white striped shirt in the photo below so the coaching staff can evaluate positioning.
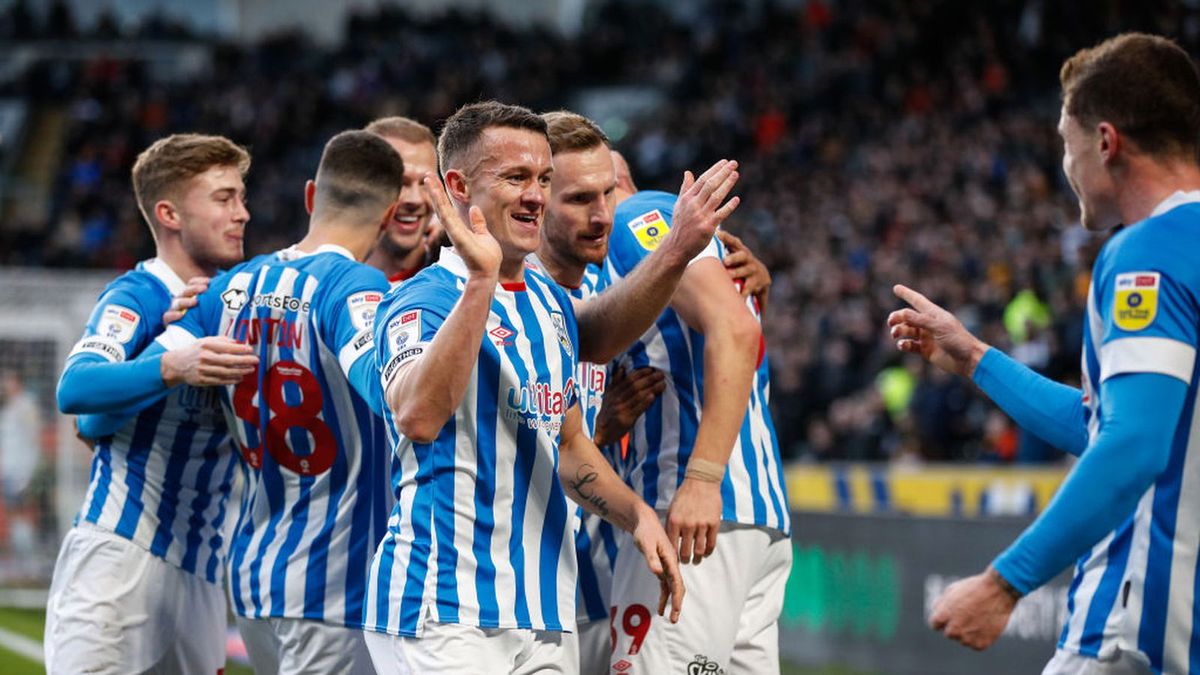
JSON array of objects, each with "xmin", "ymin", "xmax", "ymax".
[
  {"xmin": 606, "ymin": 191, "xmax": 791, "ymax": 535},
  {"xmin": 1057, "ymin": 193, "xmax": 1200, "ymax": 673},
  {"xmin": 365, "ymin": 248, "xmax": 580, "ymax": 637},
  {"xmin": 158, "ymin": 244, "xmax": 392, "ymax": 628},
  {"xmin": 67, "ymin": 258, "xmax": 237, "ymax": 584},
  {"xmin": 527, "ymin": 256, "xmax": 622, "ymax": 624}
]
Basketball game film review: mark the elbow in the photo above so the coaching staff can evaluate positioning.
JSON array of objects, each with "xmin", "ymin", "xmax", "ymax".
[
  {"xmin": 725, "ymin": 309, "xmax": 762, "ymax": 362},
  {"xmin": 394, "ymin": 405, "xmax": 444, "ymax": 444},
  {"xmin": 56, "ymin": 372, "xmax": 85, "ymax": 414}
]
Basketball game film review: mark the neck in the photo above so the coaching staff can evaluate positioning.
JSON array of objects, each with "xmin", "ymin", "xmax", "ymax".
[
  {"xmin": 499, "ymin": 255, "xmax": 526, "ymax": 285},
  {"xmin": 535, "ymin": 243, "xmax": 585, "ymax": 288},
  {"xmin": 156, "ymin": 234, "xmax": 215, "ymax": 279},
  {"xmin": 1117, "ymin": 156, "xmax": 1200, "ymax": 224},
  {"xmin": 364, "ymin": 242, "xmax": 426, "ymax": 279},
  {"xmin": 296, "ymin": 219, "xmax": 377, "ymax": 262}
]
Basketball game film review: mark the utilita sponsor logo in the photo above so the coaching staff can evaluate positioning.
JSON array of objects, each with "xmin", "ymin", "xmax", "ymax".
[{"xmin": 506, "ymin": 377, "xmax": 575, "ymax": 417}]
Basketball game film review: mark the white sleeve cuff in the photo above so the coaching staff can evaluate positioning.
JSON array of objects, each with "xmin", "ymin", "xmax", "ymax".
[
  {"xmin": 380, "ymin": 342, "xmax": 430, "ymax": 390},
  {"xmin": 156, "ymin": 325, "xmax": 200, "ymax": 351},
  {"xmin": 67, "ymin": 336, "xmax": 124, "ymax": 363},
  {"xmin": 338, "ymin": 329, "xmax": 375, "ymax": 377},
  {"xmin": 687, "ymin": 236, "xmax": 722, "ymax": 267},
  {"xmin": 1100, "ymin": 337, "xmax": 1196, "ymax": 383}
]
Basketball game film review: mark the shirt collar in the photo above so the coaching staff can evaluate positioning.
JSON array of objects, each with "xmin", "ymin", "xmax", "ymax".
[
  {"xmin": 141, "ymin": 258, "xmax": 187, "ymax": 296},
  {"xmin": 277, "ymin": 243, "xmax": 356, "ymax": 262},
  {"xmin": 1150, "ymin": 190, "xmax": 1200, "ymax": 218},
  {"xmin": 437, "ymin": 247, "xmax": 528, "ymax": 292}
]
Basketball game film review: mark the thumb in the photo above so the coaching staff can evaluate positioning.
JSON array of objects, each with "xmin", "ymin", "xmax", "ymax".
[
  {"xmin": 679, "ymin": 170, "xmax": 695, "ymax": 195},
  {"xmin": 468, "ymin": 206, "xmax": 488, "ymax": 235}
]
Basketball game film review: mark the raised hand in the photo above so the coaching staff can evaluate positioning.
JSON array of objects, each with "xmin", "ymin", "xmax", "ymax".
[
  {"xmin": 421, "ymin": 173, "xmax": 501, "ymax": 280},
  {"xmin": 161, "ymin": 336, "xmax": 258, "ymax": 387},
  {"xmin": 660, "ymin": 160, "xmax": 741, "ymax": 263},
  {"xmin": 162, "ymin": 276, "xmax": 210, "ymax": 325},
  {"xmin": 887, "ymin": 284, "xmax": 989, "ymax": 378}
]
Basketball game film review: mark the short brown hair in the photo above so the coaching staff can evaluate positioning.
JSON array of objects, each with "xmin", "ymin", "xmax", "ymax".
[
  {"xmin": 541, "ymin": 111, "xmax": 610, "ymax": 155},
  {"xmin": 364, "ymin": 116, "xmax": 436, "ymax": 147},
  {"xmin": 131, "ymin": 133, "xmax": 250, "ymax": 228},
  {"xmin": 437, "ymin": 101, "xmax": 548, "ymax": 173},
  {"xmin": 313, "ymin": 130, "xmax": 404, "ymax": 215},
  {"xmin": 1061, "ymin": 33, "xmax": 1200, "ymax": 160}
]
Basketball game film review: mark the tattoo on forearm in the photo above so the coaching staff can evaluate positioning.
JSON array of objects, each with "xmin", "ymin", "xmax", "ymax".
[{"xmin": 568, "ymin": 463, "xmax": 610, "ymax": 517}]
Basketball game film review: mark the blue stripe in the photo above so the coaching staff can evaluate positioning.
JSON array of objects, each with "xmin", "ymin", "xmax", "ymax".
[
  {"xmin": 84, "ymin": 443, "xmax": 113, "ymax": 524},
  {"xmin": 1138, "ymin": 384, "xmax": 1196, "ymax": 669},
  {"xmin": 576, "ymin": 514, "xmax": 607, "ymax": 620},
  {"xmin": 519, "ymin": 284, "xmax": 569, "ymax": 630},
  {"xmin": 229, "ymin": 463, "xmax": 256, "ymax": 617},
  {"xmin": 675, "ymin": 321, "xmax": 704, "ymax": 489},
  {"xmin": 178, "ymin": 429, "xmax": 225, "ymax": 577},
  {"xmin": 207, "ymin": 447, "xmax": 238, "ymax": 583},
  {"xmin": 300, "ymin": 338, "xmax": 345, "ymax": 623},
  {"xmin": 345, "ymin": 392, "xmax": 382, "ymax": 629},
  {"xmin": 472, "ymin": 336, "xmax": 503, "ymax": 625},
  {"xmin": 1079, "ymin": 516, "xmax": 1134, "ymax": 657},
  {"xmin": 149, "ymin": 418, "xmax": 198, "ymax": 558},
  {"xmin": 493, "ymin": 299, "xmax": 534, "ymax": 627},
  {"xmin": 398, "ymin": 443, "xmax": 435, "ymax": 633},
  {"xmin": 114, "ymin": 399, "xmax": 167, "ymax": 538},
  {"xmin": 433, "ymin": 414, "xmax": 461, "ymax": 623},
  {"xmin": 735, "ymin": 394, "xmax": 767, "ymax": 524},
  {"xmin": 759, "ymin": 368, "xmax": 789, "ymax": 533},
  {"xmin": 1059, "ymin": 554, "xmax": 1089, "ymax": 649}
]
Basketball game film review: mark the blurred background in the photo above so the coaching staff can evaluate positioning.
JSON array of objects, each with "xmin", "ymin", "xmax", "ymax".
[{"xmin": 0, "ymin": 0, "xmax": 1194, "ymax": 672}]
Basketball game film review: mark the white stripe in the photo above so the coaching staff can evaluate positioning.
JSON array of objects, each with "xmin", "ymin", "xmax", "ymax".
[
  {"xmin": 1062, "ymin": 533, "xmax": 1116, "ymax": 652},
  {"xmin": 338, "ymin": 329, "xmax": 374, "ymax": 375},
  {"xmin": 1109, "ymin": 490, "xmax": 1154, "ymax": 655},
  {"xmin": 0, "ymin": 626, "xmax": 43, "ymax": 663},
  {"xmin": 1162, "ymin": 392, "xmax": 1200, "ymax": 672},
  {"xmin": 490, "ymin": 292, "xmax": 521, "ymax": 626},
  {"xmin": 452, "ymin": 362, "xmax": 481, "ymax": 625},
  {"xmin": 156, "ymin": 324, "xmax": 199, "ymax": 351},
  {"xmin": 1100, "ymin": 337, "xmax": 1196, "ymax": 383}
]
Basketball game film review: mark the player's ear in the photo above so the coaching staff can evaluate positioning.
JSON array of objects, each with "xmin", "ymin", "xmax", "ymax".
[
  {"xmin": 304, "ymin": 179, "xmax": 316, "ymax": 215},
  {"xmin": 154, "ymin": 199, "xmax": 181, "ymax": 233},
  {"xmin": 1098, "ymin": 122, "xmax": 1120, "ymax": 165},
  {"xmin": 443, "ymin": 169, "xmax": 469, "ymax": 204}
]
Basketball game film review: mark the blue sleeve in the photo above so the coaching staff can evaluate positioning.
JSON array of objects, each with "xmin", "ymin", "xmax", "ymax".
[
  {"xmin": 972, "ymin": 348, "xmax": 1088, "ymax": 456},
  {"xmin": 374, "ymin": 276, "xmax": 455, "ymax": 395},
  {"xmin": 322, "ymin": 266, "xmax": 390, "ymax": 413},
  {"xmin": 59, "ymin": 343, "xmax": 171, "ymax": 415},
  {"xmin": 58, "ymin": 279, "xmax": 165, "ymax": 414},
  {"xmin": 607, "ymin": 191, "xmax": 678, "ymax": 277},
  {"xmin": 992, "ymin": 371, "xmax": 1185, "ymax": 593}
]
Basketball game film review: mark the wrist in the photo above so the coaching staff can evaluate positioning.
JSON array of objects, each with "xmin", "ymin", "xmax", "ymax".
[
  {"xmin": 684, "ymin": 457, "xmax": 725, "ymax": 484},
  {"xmin": 159, "ymin": 353, "xmax": 181, "ymax": 387},
  {"xmin": 987, "ymin": 565, "xmax": 1023, "ymax": 603},
  {"xmin": 964, "ymin": 339, "xmax": 991, "ymax": 379}
]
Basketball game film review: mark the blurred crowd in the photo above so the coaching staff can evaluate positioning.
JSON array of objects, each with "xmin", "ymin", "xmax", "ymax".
[{"xmin": 4, "ymin": 0, "xmax": 1200, "ymax": 462}]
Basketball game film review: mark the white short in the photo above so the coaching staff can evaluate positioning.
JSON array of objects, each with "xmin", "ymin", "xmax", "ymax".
[
  {"xmin": 608, "ymin": 521, "xmax": 791, "ymax": 674},
  {"xmin": 364, "ymin": 621, "xmax": 574, "ymax": 675},
  {"xmin": 1042, "ymin": 647, "xmax": 1153, "ymax": 675},
  {"xmin": 237, "ymin": 617, "xmax": 374, "ymax": 675},
  {"xmin": 575, "ymin": 618, "xmax": 611, "ymax": 675},
  {"xmin": 44, "ymin": 524, "xmax": 226, "ymax": 675}
]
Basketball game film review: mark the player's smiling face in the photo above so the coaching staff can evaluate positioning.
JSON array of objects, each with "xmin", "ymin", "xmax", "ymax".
[
  {"xmin": 381, "ymin": 137, "xmax": 437, "ymax": 253},
  {"xmin": 1059, "ymin": 105, "xmax": 1120, "ymax": 231},
  {"xmin": 543, "ymin": 145, "xmax": 617, "ymax": 268},
  {"xmin": 467, "ymin": 126, "xmax": 553, "ymax": 264},
  {"xmin": 174, "ymin": 164, "xmax": 249, "ymax": 268}
]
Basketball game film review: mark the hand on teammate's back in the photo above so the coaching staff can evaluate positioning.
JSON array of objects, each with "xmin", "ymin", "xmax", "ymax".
[
  {"xmin": 593, "ymin": 366, "xmax": 665, "ymax": 447},
  {"xmin": 660, "ymin": 160, "xmax": 741, "ymax": 264},
  {"xmin": 162, "ymin": 276, "xmax": 210, "ymax": 325},
  {"xmin": 665, "ymin": 475, "xmax": 721, "ymax": 565},
  {"xmin": 717, "ymin": 229, "xmax": 771, "ymax": 312},
  {"xmin": 161, "ymin": 337, "xmax": 258, "ymax": 387},
  {"xmin": 887, "ymin": 284, "xmax": 990, "ymax": 379},
  {"xmin": 421, "ymin": 173, "xmax": 501, "ymax": 280},
  {"xmin": 629, "ymin": 506, "xmax": 686, "ymax": 624}
]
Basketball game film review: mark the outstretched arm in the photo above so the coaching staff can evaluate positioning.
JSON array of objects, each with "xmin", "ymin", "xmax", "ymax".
[
  {"xmin": 576, "ymin": 160, "xmax": 741, "ymax": 363},
  {"xmin": 888, "ymin": 284, "xmax": 1087, "ymax": 455}
]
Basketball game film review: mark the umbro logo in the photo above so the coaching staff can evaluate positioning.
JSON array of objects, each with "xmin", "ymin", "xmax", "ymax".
[
  {"xmin": 613, "ymin": 660, "xmax": 632, "ymax": 672},
  {"xmin": 489, "ymin": 326, "xmax": 515, "ymax": 346},
  {"xmin": 221, "ymin": 288, "xmax": 248, "ymax": 311}
]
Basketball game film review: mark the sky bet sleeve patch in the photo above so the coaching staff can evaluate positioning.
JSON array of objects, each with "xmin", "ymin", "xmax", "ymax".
[
  {"xmin": 1113, "ymin": 271, "xmax": 1159, "ymax": 332},
  {"xmin": 628, "ymin": 209, "xmax": 670, "ymax": 251}
]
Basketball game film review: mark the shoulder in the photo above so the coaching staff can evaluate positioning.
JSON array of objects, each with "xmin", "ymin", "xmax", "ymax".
[
  {"xmin": 382, "ymin": 266, "xmax": 459, "ymax": 316},
  {"xmin": 608, "ymin": 191, "xmax": 679, "ymax": 273}
]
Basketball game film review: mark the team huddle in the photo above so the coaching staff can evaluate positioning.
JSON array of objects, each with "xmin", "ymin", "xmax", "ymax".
[
  {"xmin": 41, "ymin": 30, "xmax": 1200, "ymax": 675},
  {"xmin": 47, "ymin": 101, "xmax": 790, "ymax": 675}
]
